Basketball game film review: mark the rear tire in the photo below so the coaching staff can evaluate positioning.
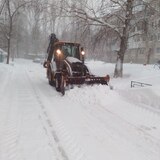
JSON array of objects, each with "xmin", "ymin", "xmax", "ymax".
[
  {"xmin": 55, "ymin": 74, "xmax": 61, "ymax": 91},
  {"xmin": 55, "ymin": 74, "xmax": 65, "ymax": 95},
  {"xmin": 48, "ymin": 68, "xmax": 54, "ymax": 86},
  {"xmin": 60, "ymin": 75, "xmax": 65, "ymax": 95}
]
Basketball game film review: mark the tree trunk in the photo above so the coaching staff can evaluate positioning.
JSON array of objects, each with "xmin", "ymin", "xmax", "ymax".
[
  {"xmin": 114, "ymin": 36, "xmax": 126, "ymax": 77},
  {"xmin": 114, "ymin": 54, "xmax": 123, "ymax": 78},
  {"xmin": 6, "ymin": 0, "xmax": 12, "ymax": 64},
  {"xmin": 114, "ymin": 0, "xmax": 133, "ymax": 78},
  {"xmin": 6, "ymin": 38, "xmax": 10, "ymax": 64},
  {"xmin": 6, "ymin": 28, "xmax": 12, "ymax": 64}
]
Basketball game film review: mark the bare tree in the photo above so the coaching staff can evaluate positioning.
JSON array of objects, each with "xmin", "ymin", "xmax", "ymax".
[
  {"xmin": 0, "ymin": 0, "xmax": 7, "ymax": 15},
  {"xmin": 25, "ymin": 0, "xmax": 60, "ymax": 55},
  {"xmin": 1, "ymin": 0, "xmax": 29, "ymax": 64},
  {"xmin": 64, "ymin": 0, "xmax": 134, "ymax": 77},
  {"xmin": 113, "ymin": 0, "xmax": 134, "ymax": 77}
]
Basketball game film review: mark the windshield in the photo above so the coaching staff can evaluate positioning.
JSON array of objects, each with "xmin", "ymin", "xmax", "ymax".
[{"xmin": 61, "ymin": 44, "xmax": 80, "ymax": 59}]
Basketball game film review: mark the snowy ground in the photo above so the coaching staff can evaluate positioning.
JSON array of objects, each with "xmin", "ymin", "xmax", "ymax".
[{"xmin": 0, "ymin": 59, "xmax": 160, "ymax": 160}]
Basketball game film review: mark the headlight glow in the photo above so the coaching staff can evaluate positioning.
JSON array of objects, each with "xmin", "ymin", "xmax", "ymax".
[
  {"xmin": 81, "ymin": 51, "xmax": 85, "ymax": 55},
  {"xmin": 56, "ymin": 49, "xmax": 61, "ymax": 55}
]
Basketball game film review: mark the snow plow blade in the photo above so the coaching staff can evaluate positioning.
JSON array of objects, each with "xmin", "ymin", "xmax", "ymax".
[{"xmin": 67, "ymin": 75, "xmax": 110, "ymax": 85}]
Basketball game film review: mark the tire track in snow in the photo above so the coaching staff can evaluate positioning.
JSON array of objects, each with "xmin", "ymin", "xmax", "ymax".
[
  {"xmin": 0, "ymin": 64, "xmax": 57, "ymax": 160},
  {"xmin": 36, "ymin": 90, "xmax": 87, "ymax": 160},
  {"xmin": 25, "ymin": 67, "xmax": 89, "ymax": 160},
  {"xmin": 17, "ymin": 73, "xmax": 62, "ymax": 160},
  {"xmin": 0, "ymin": 70, "xmax": 21, "ymax": 160},
  {"xmin": 0, "ymin": 65, "xmax": 14, "ymax": 128}
]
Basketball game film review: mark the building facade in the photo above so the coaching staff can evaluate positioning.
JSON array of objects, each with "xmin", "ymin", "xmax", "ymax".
[{"xmin": 126, "ymin": 0, "xmax": 160, "ymax": 63}]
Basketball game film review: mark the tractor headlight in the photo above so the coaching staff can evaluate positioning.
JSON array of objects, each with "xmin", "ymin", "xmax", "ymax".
[
  {"xmin": 81, "ymin": 51, "xmax": 85, "ymax": 56},
  {"xmin": 56, "ymin": 49, "xmax": 61, "ymax": 55}
]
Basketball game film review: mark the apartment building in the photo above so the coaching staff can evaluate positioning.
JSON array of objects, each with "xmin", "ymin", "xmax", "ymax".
[{"xmin": 126, "ymin": 0, "xmax": 160, "ymax": 63}]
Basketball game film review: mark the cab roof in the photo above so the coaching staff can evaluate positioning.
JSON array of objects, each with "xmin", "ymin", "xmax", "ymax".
[{"xmin": 54, "ymin": 41, "xmax": 80, "ymax": 46}]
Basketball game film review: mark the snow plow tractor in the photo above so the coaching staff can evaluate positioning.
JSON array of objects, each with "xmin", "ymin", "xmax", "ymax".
[{"xmin": 43, "ymin": 34, "xmax": 110, "ymax": 95}]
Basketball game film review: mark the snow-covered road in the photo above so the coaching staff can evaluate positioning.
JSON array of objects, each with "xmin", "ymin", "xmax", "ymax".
[{"xmin": 0, "ymin": 59, "xmax": 160, "ymax": 160}]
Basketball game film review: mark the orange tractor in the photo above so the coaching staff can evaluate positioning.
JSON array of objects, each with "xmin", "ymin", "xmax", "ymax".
[{"xmin": 43, "ymin": 34, "xmax": 110, "ymax": 95}]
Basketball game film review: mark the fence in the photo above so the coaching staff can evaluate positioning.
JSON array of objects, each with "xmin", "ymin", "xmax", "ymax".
[{"xmin": 131, "ymin": 81, "xmax": 152, "ymax": 88}]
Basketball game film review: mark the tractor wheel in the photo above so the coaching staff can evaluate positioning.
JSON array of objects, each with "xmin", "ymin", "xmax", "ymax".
[
  {"xmin": 55, "ymin": 74, "xmax": 61, "ymax": 92},
  {"xmin": 48, "ymin": 68, "xmax": 54, "ymax": 86},
  {"xmin": 55, "ymin": 74, "xmax": 65, "ymax": 95},
  {"xmin": 60, "ymin": 75, "xmax": 65, "ymax": 95}
]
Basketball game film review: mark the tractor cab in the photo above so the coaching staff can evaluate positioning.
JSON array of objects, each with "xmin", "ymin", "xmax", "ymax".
[
  {"xmin": 51, "ymin": 42, "xmax": 85, "ymax": 72},
  {"xmin": 53, "ymin": 42, "xmax": 81, "ymax": 60}
]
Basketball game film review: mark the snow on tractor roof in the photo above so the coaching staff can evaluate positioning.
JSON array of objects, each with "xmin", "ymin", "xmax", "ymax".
[{"xmin": 54, "ymin": 41, "xmax": 80, "ymax": 46}]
